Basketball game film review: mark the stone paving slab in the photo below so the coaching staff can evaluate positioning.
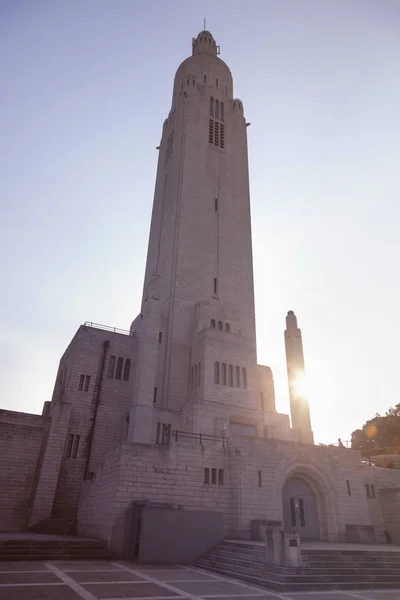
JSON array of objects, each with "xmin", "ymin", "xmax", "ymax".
[
  {"xmin": 52, "ymin": 561, "xmax": 122, "ymax": 571},
  {"xmin": 70, "ymin": 570, "xmax": 144, "ymax": 583},
  {"xmin": 0, "ymin": 571, "xmax": 60, "ymax": 584},
  {"xmin": 0, "ymin": 561, "xmax": 50, "ymax": 572},
  {"xmin": 0, "ymin": 584, "xmax": 82, "ymax": 600},
  {"xmin": 139, "ymin": 570, "xmax": 218, "ymax": 581},
  {"xmin": 163, "ymin": 580, "xmax": 261, "ymax": 595},
  {"xmin": 82, "ymin": 581, "xmax": 179, "ymax": 598}
]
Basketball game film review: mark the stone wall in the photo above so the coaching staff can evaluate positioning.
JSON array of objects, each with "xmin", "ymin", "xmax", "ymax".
[
  {"xmin": 0, "ymin": 409, "xmax": 46, "ymax": 531},
  {"xmin": 78, "ymin": 437, "xmax": 392, "ymax": 545}
]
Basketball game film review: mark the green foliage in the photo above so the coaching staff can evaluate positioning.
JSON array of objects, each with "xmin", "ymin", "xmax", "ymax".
[{"xmin": 351, "ymin": 403, "xmax": 400, "ymax": 456}]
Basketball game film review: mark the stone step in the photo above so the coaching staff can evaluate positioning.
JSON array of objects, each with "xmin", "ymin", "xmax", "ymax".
[
  {"xmin": 193, "ymin": 562, "xmax": 400, "ymax": 592},
  {"xmin": 195, "ymin": 557, "xmax": 400, "ymax": 585},
  {"xmin": 0, "ymin": 539, "xmax": 115, "ymax": 561},
  {"xmin": 202, "ymin": 552, "xmax": 400, "ymax": 577}
]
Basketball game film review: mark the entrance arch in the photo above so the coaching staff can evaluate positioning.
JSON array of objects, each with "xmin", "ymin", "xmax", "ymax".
[{"xmin": 283, "ymin": 477, "xmax": 319, "ymax": 539}]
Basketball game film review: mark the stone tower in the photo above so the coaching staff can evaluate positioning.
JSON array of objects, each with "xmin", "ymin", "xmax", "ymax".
[
  {"xmin": 284, "ymin": 310, "xmax": 314, "ymax": 444},
  {"xmin": 129, "ymin": 30, "xmax": 262, "ymax": 443}
]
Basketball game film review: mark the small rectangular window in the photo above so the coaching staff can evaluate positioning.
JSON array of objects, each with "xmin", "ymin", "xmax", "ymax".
[
  {"xmin": 218, "ymin": 469, "xmax": 224, "ymax": 485},
  {"xmin": 211, "ymin": 468, "xmax": 217, "ymax": 484},
  {"xmin": 216, "ymin": 77, "xmax": 219, "ymax": 87},
  {"xmin": 107, "ymin": 355, "xmax": 116, "ymax": 379},
  {"xmin": 123, "ymin": 359, "xmax": 131, "ymax": 381},
  {"xmin": 242, "ymin": 367, "xmax": 247, "ymax": 389},
  {"xmin": 220, "ymin": 101, "xmax": 224, "ymax": 122},
  {"xmin": 258, "ymin": 471, "xmax": 262, "ymax": 488},
  {"xmin": 204, "ymin": 468, "xmax": 210, "ymax": 484},
  {"xmin": 235, "ymin": 366, "xmax": 240, "ymax": 388},
  {"xmin": 210, "ymin": 96, "xmax": 214, "ymax": 117},
  {"xmin": 72, "ymin": 434, "xmax": 80, "ymax": 458},
  {"xmin": 366, "ymin": 483, "xmax": 371, "ymax": 499},
  {"xmin": 215, "ymin": 99, "xmax": 219, "ymax": 120},
  {"xmin": 371, "ymin": 484, "xmax": 376, "ymax": 499},
  {"xmin": 213, "ymin": 278, "xmax": 218, "ymax": 295},
  {"xmin": 115, "ymin": 357, "xmax": 123, "ymax": 380},
  {"xmin": 153, "ymin": 387, "xmax": 158, "ymax": 403},
  {"xmin": 222, "ymin": 363, "xmax": 227, "ymax": 386},
  {"xmin": 78, "ymin": 374, "xmax": 85, "ymax": 391},
  {"xmin": 214, "ymin": 361, "xmax": 220, "ymax": 384},
  {"xmin": 204, "ymin": 74, "xmax": 207, "ymax": 84},
  {"xmin": 228, "ymin": 364, "xmax": 233, "ymax": 387},
  {"xmin": 66, "ymin": 434, "xmax": 74, "ymax": 458},
  {"xmin": 346, "ymin": 480, "xmax": 351, "ymax": 496},
  {"xmin": 84, "ymin": 375, "xmax": 90, "ymax": 392},
  {"xmin": 159, "ymin": 331, "xmax": 163, "ymax": 343},
  {"xmin": 215, "ymin": 198, "xmax": 218, "ymax": 211}
]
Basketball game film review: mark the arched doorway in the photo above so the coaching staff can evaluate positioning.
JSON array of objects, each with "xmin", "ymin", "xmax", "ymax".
[{"xmin": 282, "ymin": 477, "xmax": 319, "ymax": 540}]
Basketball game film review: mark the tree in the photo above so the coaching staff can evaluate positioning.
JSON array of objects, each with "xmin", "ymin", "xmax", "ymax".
[{"xmin": 351, "ymin": 403, "xmax": 400, "ymax": 456}]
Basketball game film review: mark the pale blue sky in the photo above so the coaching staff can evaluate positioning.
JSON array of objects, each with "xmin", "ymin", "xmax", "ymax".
[{"xmin": 1, "ymin": 0, "xmax": 399, "ymax": 444}]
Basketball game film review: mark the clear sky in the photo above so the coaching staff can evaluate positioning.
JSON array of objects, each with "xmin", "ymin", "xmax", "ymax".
[{"xmin": 1, "ymin": 0, "xmax": 399, "ymax": 444}]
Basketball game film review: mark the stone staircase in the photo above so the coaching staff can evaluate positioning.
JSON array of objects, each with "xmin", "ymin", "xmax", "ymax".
[
  {"xmin": 193, "ymin": 540, "xmax": 400, "ymax": 592},
  {"xmin": 0, "ymin": 535, "xmax": 116, "ymax": 561}
]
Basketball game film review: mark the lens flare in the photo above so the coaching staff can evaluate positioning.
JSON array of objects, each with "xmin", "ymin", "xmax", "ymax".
[{"xmin": 292, "ymin": 373, "xmax": 309, "ymax": 397}]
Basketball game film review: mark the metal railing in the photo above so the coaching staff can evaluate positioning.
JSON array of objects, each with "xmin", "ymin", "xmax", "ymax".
[
  {"xmin": 171, "ymin": 430, "xmax": 227, "ymax": 448},
  {"xmin": 83, "ymin": 321, "xmax": 131, "ymax": 335}
]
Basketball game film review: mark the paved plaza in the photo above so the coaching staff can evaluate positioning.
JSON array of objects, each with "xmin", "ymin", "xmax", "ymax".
[{"xmin": 0, "ymin": 560, "xmax": 399, "ymax": 600}]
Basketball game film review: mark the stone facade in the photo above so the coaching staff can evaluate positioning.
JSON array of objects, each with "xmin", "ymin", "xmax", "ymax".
[{"xmin": 2, "ymin": 29, "xmax": 400, "ymax": 552}]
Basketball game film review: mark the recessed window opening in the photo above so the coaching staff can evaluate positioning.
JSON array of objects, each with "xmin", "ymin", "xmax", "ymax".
[
  {"xmin": 242, "ymin": 367, "xmax": 247, "ymax": 389},
  {"xmin": 235, "ymin": 366, "xmax": 240, "ymax": 388},
  {"xmin": 224, "ymin": 322, "xmax": 230, "ymax": 332},
  {"xmin": 115, "ymin": 357, "xmax": 123, "ymax": 380},
  {"xmin": 159, "ymin": 331, "xmax": 163, "ymax": 343},
  {"xmin": 213, "ymin": 278, "xmax": 218, "ymax": 295},
  {"xmin": 107, "ymin": 355, "xmax": 116, "ymax": 379},
  {"xmin": 211, "ymin": 468, "xmax": 217, "ymax": 484},
  {"xmin": 153, "ymin": 387, "xmax": 158, "ymax": 403},
  {"xmin": 218, "ymin": 321, "xmax": 223, "ymax": 330},
  {"xmin": 123, "ymin": 359, "xmax": 131, "ymax": 381},
  {"xmin": 204, "ymin": 74, "xmax": 207, "ymax": 83},
  {"xmin": 346, "ymin": 480, "xmax": 351, "ymax": 496},
  {"xmin": 216, "ymin": 77, "xmax": 219, "ymax": 87},
  {"xmin": 222, "ymin": 363, "xmax": 227, "ymax": 385},
  {"xmin": 214, "ymin": 361, "xmax": 220, "ymax": 384},
  {"xmin": 204, "ymin": 468, "xmax": 210, "ymax": 484},
  {"xmin": 258, "ymin": 471, "xmax": 262, "ymax": 487},
  {"xmin": 215, "ymin": 198, "xmax": 218, "ymax": 211},
  {"xmin": 228, "ymin": 364, "xmax": 233, "ymax": 387},
  {"xmin": 218, "ymin": 469, "xmax": 224, "ymax": 485},
  {"xmin": 211, "ymin": 319, "xmax": 216, "ymax": 328}
]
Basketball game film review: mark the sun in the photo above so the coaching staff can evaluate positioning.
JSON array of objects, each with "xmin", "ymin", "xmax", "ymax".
[{"xmin": 292, "ymin": 372, "xmax": 310, "ymax": 398}]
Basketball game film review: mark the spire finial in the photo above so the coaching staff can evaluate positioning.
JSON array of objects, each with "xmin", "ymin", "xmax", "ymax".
[{"xmin": 204, "ymin": 17, "xmax": 206, "ymax": 31}]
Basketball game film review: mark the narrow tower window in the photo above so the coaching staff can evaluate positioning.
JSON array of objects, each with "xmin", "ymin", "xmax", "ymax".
[
  {"xmin": 235, "ymin": 366, "xmax": 240, "ymax": 388},
  {"xmin": 216, "ymin": 77, "xmax": 219, "ymax": 87},
  {"xmin": 218, "ymin": 469, "xmax": 224, "ymax": 485},
  {"xmin": 159, "ymin": 331, "xmax": 163, "ymax": 342},
  {"xmin": 211, "ymin": 319, "xmax": 216, "ymax": 329},
  {"xmin": 215, "ymin": 99, "xmax": 219, "ymax": 120},
  {"xmin": 228, "ymin": 365, "xmax": 234, "ymax": 387},
  {"xmin": 220, "ymin": 102, "xmax": 224, "ymax": 121},
  {"xmin": 218, "ymin": 321, "xmax": 223, "ymax": 330},
  {"xmin": 107, "ymin": 355, "xmax": 116, "ymax": 379},
  {"xmin": 115, "ymin": 357, "xmax": 123, "ymax": 380},
  {"xmin": 346, "ymin": 480, "xmax": 351, "ymax": 496},
  {"xmin": 224, "ymin": 322, "xmax": 230, "ymax": 332},
  {"xmin": 204, "ymin": 74, "xmax": 207, "ymax": 84},
  {"xmin": 258, "ymin": 471, "xmax": 262, "ymax": 487},
  {"xmin": 214, "ymin": 361, "xmax": 220, "ymax": 384},
  {"xmin": 213, "ymin": 278, "xmax": 218, "ymax": 295},
  {"xmin": 123, "ymin": 359, "xmax": 131, "ymax": 381},
  {"xmin": 210, "ymin": 96, "xmax": 214, "ymax": 117},
  {"xmin": 222, "ymin": 363, "xmax": 227, "ymax": 385},
  {"xmin": 153, "ymin": 387, "xmax": 158, "ymax": 403},
  {"xmin": 242, "ymin": 367, "xmax": 247, "ymax": 389},
  {"xmin": 215, "ymin": 198, "xmax": 218, "ymax": 211}
]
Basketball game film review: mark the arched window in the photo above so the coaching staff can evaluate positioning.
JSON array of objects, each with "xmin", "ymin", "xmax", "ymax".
[
  {"xmin": 224, "ymin": 322, "xmax": 230, "ymax": 333},
  {"xmin": 210, "ymin": 96, "xmax": 214, "ymax": 117},
  {"xmin": 214, "ymin": 361, "xmax": 220, "ymax": 384},
  {"xmin": 218, "ymin": 321, "xmax": 223, "ymax": 330},
  {"xmin": 211, "ymin": 319, "xmax": 216, "ymax": 329}
]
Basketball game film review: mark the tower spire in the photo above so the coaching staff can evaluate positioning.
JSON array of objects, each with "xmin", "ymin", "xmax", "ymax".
[{"xmin": 204, "ymin": 17, "xmax": 206, "ymax": 31}]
